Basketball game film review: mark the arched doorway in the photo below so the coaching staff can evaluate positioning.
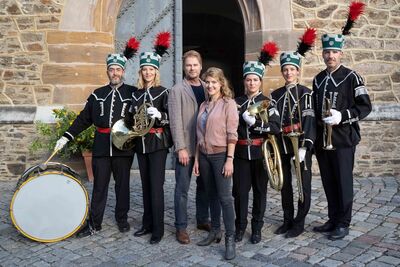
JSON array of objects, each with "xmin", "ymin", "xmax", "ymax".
[{"xmin": 183, "ymin": 0, "xmax": 245, "ymax": 96}]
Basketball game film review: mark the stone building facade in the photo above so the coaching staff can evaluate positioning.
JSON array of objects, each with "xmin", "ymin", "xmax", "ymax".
[{"xmin": 0, "ymin": 0, "xmax": 399, "ymax": 180}]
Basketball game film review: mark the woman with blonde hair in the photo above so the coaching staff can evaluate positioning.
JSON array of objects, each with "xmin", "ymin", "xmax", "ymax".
[
  {"xmin": 126, "ymin": 32, "xmax": 172, "ymax": 244},
  {"xmin": 193, "ymin": 67, "xmax": 239, "ymax": 260}
]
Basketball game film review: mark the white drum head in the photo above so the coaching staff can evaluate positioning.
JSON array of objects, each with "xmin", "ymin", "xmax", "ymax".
[{"xmin": 10, "ymin": 172, "xmax": 88, "ymax": 242}]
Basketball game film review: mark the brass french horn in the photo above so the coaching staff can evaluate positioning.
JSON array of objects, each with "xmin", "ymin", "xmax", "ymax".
[
  {"xmin": 247, "ymin": 100, "xmax": 283, "ymax": 191},
  {"xmin": 111, "ymin": 102, "xmax": 155, "ymax": 150}
]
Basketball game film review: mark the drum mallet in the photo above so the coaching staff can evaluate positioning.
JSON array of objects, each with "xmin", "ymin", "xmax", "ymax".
[{"xmin": 39, "ymin": 148, "xmax": 59, "ymax": 171}]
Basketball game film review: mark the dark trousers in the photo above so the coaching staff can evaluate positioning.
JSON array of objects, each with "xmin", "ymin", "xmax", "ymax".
[
  {"xmin": 199, "ymin": 152, "xmax": 234, "ymax": 236},
  {"xmin": 137, "ymin": 149, "xmax": 168, "ymax": 238},
  {"xmin": 232, "ymin": 157, "xmax": 267, "ymax": 232},
  {"xmin": 174, "ymin": 157, "xmax": 210, "ymax": 230},
  {"xmin": 90, "ymin": 156, "xmax": 133, "ymax": 228},
  {"xmin": 315, "ymin": 146, "xmax": 355, "ymax": 227},
  {"xmin": 280, "ymin": 151, "xmax": 312, "ymax": 229}
]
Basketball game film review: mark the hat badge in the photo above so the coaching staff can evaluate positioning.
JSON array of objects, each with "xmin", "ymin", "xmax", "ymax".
[{"xmin": 250, "ymin": 67, "xmax": 255, "ymax": 71}]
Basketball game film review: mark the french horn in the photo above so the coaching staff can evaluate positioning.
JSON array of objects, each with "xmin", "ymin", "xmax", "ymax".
[
  {"xmin": 247, "ymin": 100, "xmax": 283, "ymax": 191},
  {"xmin": 111, "ymin": 102, "xmax": 155, "ymax": 150}
]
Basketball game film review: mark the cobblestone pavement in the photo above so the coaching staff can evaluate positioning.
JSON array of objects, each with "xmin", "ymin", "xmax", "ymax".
[{"xmin": 1, "ymin": 171, "xmax": 399, "ymax": 267}]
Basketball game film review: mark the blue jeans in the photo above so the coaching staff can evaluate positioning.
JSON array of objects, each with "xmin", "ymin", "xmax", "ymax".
[
  {"xmin": 174, "ymin": 157, "xmax": 210, "ymax": 230},
  {"xmin": 199, "ymin": 152, "xmax": 234, "ymax": 236}
]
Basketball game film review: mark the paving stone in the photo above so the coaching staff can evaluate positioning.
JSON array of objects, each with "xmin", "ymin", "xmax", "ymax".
[
  {"xmin": 1, "ymin": 176, "xmax": 399, "ymax": 266},
  {"xmin": 353, "ymin": 251, "xmax": 383, "ymax": 264},
  {"xmin": 366, "ymin": 261, "xmax": 394, "ymax": 267},
  {"xmin": 307, "ymin": 255, "xmax": 325, "ymax": 265},
  {"xmin": 319, "ymin": 258, "xmax": 344, "ymax": 267},
  {"xmin": 376, "ymin": 256, "xmax": 400, "ymax": 266}
]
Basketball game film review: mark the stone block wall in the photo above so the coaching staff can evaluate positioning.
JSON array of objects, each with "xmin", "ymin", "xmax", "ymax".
[
  {"xmin": 0, "ymin": 0, "xmax": 399, "ymax": 179},
  {"xmin": 0, "ymin": 0, "xmax": 116, "ymax": 179}
]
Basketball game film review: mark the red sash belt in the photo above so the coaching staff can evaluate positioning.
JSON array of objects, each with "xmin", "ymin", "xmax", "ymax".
[
  {"xmin": 148, "ymin": 128, "xmax": 164, "ymax": 134},
  {"xmin": 96, "ymin": 127, "xmax": 111, "ymax": 133},
  {"xmin": 237, "ymin": 138, "xmax": 264, "ymax": 146},
  {"xmin": 282, "ymin": 123, "xmax": 301, "ymax": 134}
]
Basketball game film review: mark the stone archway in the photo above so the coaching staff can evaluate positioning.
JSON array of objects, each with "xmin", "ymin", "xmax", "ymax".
[{"xmin": 52, "ymin": 0, "xmax": 295, "ymax": 105}]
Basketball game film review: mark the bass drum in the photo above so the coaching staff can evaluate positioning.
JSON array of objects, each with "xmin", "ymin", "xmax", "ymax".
[{"xmin": 10, "ymin": 162, "xmax": 89, "ymax": 242}]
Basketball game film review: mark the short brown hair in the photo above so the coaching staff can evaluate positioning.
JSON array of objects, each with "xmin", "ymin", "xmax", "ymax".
[{"xmin": 183, "ymin": 50, "xmax": 202, "ymax": 65}]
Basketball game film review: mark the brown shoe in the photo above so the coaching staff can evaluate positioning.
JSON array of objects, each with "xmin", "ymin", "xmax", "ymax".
[
  {"xmin": 197, "ymin": 223, "xmax": 211, "ymax": 232},
  {"xmin": 176, "ymin": 229, "xmax": 190, "ymax": 244}
]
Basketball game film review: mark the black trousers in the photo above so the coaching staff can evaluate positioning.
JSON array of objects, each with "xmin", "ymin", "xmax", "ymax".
[
  {"xmin": 315, "ymin": 146, "xmax": 355, "ymax": 227},
  {"xmin": 280, "ymin": 151, "xmax": 312, "ymax": 229},
  {"xmin": 233, "ymin": 157, "xmax": 268, "ymax": 232},
  {"xmin": 137, "ymin": 149, "xmax": 168, "ymax": 239},
  {"xmin": 90, "ymin": 156, "xmax": 133, "ymax": 229}
]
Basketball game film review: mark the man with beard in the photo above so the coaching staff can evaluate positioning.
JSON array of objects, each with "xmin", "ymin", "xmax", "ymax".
[
  {"xmin": 168, "ymin": 50, "xmax": 211, "ymax": 244},
  {"xmin": 312, "ymin": 33, "xmax": 372, "ymax": 240},
  {"xmin": 54, "ymin": 53, "xmax": 137, "ymax": 237}
]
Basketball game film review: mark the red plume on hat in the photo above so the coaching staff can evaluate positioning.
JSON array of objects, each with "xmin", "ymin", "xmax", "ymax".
[
  {"xmin": 296, "ymin": 28, "xmax": 317, "ymax": 57},
  {"xmin": 123, "ymin": 37, "xmax": 140, "ymax": 59},
  {"xmin": 258, "ymin": 41, "xmax": 279, "ymax": 66},
  {"xmin": 342, "ymin": 1, "xmax": 366, "ymax": 35},
  {"xmin": 154, "ymin": 31, "xmax": 171, "ymax": 57}
]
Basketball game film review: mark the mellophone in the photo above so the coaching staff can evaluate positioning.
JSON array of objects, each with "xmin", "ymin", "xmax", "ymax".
[{"xmin": 10, "ymin": 161, "xmax": 89, "ymax": 242}]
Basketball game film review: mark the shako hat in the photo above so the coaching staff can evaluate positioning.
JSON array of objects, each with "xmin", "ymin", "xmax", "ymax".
[{"xmin": 139, "ymin": 31, "xmax": 171, "ymax": 69}]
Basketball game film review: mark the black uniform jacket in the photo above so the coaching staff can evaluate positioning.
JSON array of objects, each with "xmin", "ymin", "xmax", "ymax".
[
  {"xmin": 64, "ymin": 83, "xmax": 136, "ymax": 157},
  {"xmin": 235, "ymin": 92, "xmax": 281, "ymax": 160},
  {"xmin": 313, "ymin": 65, "xmax": 372, "ymax": 148},
  {"xmin": 130, "ymin": 86, "xmax": 172, "ymax": 154},
  {"xmin": 271, "ymin": 84, "xmax": 316, "ymax": 154}
]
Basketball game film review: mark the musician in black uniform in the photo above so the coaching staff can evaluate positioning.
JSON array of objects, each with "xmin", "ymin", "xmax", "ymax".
[
  {"xmin": 129, "ymin": 46, "xmax": 173, "ymax": 244},
  {"xmin": 233, "ymin": 60, "xmax": 280, "ymax": 244},
  {"xmin": 272, "ymin": 51, "xmax": 316, "ymax": 238},
  {"xmin": 312, "ymin": 34, "xmax": 372, "ymax": 240},
  {"xmin": 55, "ymin": 53, "xmax": 136, "ymax": 236}
]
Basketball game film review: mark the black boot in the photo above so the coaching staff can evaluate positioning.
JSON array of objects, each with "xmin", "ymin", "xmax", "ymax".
[
  {"xmin": 250, "ymin": 230, "xmax": 261, "ymax": 244},
  {"xmin": 196, "ymin": 230, "xmax": 222, "ymax": 246},
  {"xmin": 225, "ymin": 235, "xmax": 236, "ymax": 260},
  {"xmin": 76, "ymin": 222, "xmax": 101, "ymax": 238},
  {"xmin": 274, "ymin": 221, "xmax": 292, "ymax": 235},
  {"xmin": 234, "ymin": 229, "xmax": 244, "ymax": 242}
]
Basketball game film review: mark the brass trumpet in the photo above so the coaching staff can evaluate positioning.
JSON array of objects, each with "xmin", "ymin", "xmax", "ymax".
[
  {"xmin": 111, "ymin": 102, "xmax": 155, "ymax": 150},
  {"xmin": 323, "ymin": 97, "xmax": 335, "ymax": 150},
  {"xmin": 285, "ymin": 130, "xmax": 304, "ymax": 203},
  {"xmin": 283, "ymin": 84, "xmax": 304, "ymax": 203},
  {"xmin": 247, "ymin": 100, "xmax": 283, "ymax": 191}
]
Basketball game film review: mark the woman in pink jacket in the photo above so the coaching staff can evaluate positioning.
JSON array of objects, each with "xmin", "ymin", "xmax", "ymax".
[{"xmin": 193, "ymin": 67, "xmax": 239, "ymax": 260}]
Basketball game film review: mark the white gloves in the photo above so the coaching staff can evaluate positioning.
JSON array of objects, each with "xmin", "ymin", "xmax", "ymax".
[
  {"xmin": 147, "ymin": 107, "xmax": 162, "ymax": 119},
  {"xmin": 55, "ymin": 136, "xmax": 69, "ymax": 151},
  {"xmin": 242, "ymin": 110, "xmax": 256, "ymax": 126},
  {"xmin": 299, "ymin": 147, "xmax": 307, "ymax": 162},
  {"xmin": 292, "ymin": 147, "xmax": 307, "ymax": 163},
  {"xmin": 323, "ymin": 109, "xmax": 342, "ymax": 125}
]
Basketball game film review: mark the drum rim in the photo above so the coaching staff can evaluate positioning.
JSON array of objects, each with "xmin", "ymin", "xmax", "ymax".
[{"xmin": 10, "ymin": 170, "xmax": 89, "ymax": 243}]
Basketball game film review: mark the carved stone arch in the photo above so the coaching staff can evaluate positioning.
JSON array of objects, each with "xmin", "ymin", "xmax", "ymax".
[{"xmin": 237, "ymin": 0, "xmax": 262, "ymax": 32}]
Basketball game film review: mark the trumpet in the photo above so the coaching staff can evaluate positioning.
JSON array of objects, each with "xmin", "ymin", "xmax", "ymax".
[
  {"xmin": 323, "ymin": 97, "xmax": 335, "ymax": 150},
  {"xmin": 111, "ymin": 102, "xmax": 155, "ymax": 150},
  {"xmin": 285, "ymin": 130, "xmax": 304, "ymax": 203},
  {"xmin": 283, "ymin": 84, "xmax": 304, "ymax": 202},
  {"xmin": 247, "ymin": 100, "xmax": 283, "ymax": 191}
]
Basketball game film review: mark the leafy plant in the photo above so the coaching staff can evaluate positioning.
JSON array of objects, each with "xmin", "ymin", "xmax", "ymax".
[{"xmin": 30, "ymin": 108, "xmax": 95, "ymax": 158}]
